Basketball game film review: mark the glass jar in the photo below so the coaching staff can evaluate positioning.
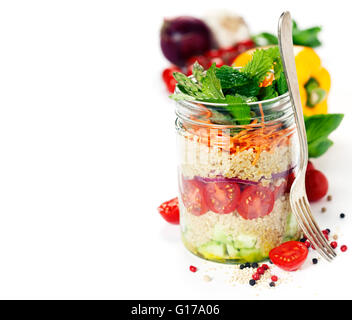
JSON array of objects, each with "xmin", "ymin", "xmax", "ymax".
[{"xmin": 175, "ymin": 92, "xmax": 303, "ymax": 264}]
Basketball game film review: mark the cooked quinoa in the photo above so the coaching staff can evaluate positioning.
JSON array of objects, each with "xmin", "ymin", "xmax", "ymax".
[
  {"xmin": 179, "ymin": 134, "xmax": 293, "ymax": 185},
  {"xmin": 181, "ymin": 195, "xmax": 298, "ymax": 253}
]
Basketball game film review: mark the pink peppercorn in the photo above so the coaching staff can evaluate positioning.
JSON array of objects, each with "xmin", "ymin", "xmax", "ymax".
[
  {"xmin": 257, "ymin": 267, "xmax": 265, "ymax": 275},
  {"xmin": 271, "ymin": 275, "xmax": 278, "ymax": 282},
  {"xmin": 304, "ymin": 241, "xmax": 311, "ymax": 248},
  {"xmin": 189, "ymin": 265, "xmax": 197, "ymax": 272},
  {"xmin": 341, "ymin": 245, "xmax": 348, "ymax": 252},
  {"xmin": 262, "ymin": 264, "xmax": 269, "ymax": 270},
  {"xmin": 330, "ymin": 241, "xmax": 338, "ymax": 249},
  {"xmin": 252, "ymin": 273, "xmax": 260, "ymax": 281}
]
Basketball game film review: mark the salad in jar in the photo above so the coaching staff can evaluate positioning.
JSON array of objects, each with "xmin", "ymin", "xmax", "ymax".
[{"xmin": 172, "ymin": 47, "xmax": 302, "ymax": 263}]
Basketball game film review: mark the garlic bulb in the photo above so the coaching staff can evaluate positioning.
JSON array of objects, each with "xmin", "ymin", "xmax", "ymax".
[{"xmin": 203, "ymin": 11, "xmax": 250, "ymax": 48}]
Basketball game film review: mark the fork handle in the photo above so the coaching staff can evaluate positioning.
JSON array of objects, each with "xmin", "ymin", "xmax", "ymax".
[{"xmin": 278, "ymin": 12, "xmax": 308, "ymax": 172}]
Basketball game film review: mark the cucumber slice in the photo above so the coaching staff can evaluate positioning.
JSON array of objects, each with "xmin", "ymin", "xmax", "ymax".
[
  {"xmin": 233, "ymin": 234, "xmax": 257, "ymax": 248},
  {"xmin": 213, "ymin": 224, "xmax": 232, "ymax": 244},
  {"xmin": 226, "ymin": 243, "xmax": 241, "ymax": 258},
  {"xmin": 285, "ymin": 213, "xmax": 299, "ymax": 237},
  {"xmin": 238, "ymin": 247, "xmax": 263, "ymax": 262},
  {"xmin": 198, "ymin": 241, "xmax": 227, "ymax": 259}
]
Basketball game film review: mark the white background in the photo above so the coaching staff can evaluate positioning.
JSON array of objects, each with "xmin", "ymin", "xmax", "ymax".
[{"xmin": 0, "ymin": 0, "xmax": 351, "ymax": 299}]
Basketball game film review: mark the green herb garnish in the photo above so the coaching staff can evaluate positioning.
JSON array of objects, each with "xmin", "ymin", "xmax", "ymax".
[
  {"xmin": 252, "ymin": 20, "xmax": 322, "ymax": 48},
  {"xmin": 305, "ymin": 114, "xmax": 344, "ymax": 158}
]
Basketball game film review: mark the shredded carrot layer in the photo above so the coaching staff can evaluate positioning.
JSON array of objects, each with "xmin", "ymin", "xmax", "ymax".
[{"xmin": 184, "ymin": 118, "xmax": 294, "ymax": 165}]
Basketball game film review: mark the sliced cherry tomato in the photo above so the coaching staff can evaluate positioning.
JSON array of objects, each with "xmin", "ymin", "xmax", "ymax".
[
  {"xmin": 181, "ymin": 179, "xmax": 208, "ymax": 216},
  {"xmin": 157, "ymin": 197, "xmax": 179, "ymax": 224},
  {"xmin": 237, "ymin": 185, "xmax": 275, "ymax": 220},
  {"xmin": 204, "ymin": 181, "xmax": 241, "ymax": 214},
  {"xmin": 269, "ymin": 241, "xmax": 308, "ymax": 271}
]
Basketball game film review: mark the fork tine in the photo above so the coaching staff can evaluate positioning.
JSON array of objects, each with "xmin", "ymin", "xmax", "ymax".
[
  {"xmin": 302, "ymin": 197, "xmax": 336, "ymax": 257},
  {"xmin": 300, "ymin": 198, "xmax": 334, "ymax": 260},
  {"xmin": 298, "ymin": 199, "xmax": 335, "ymax": 260},
  {"xmin": 294, "ymin": 201, "xmax": 333, "ymax": 262}
]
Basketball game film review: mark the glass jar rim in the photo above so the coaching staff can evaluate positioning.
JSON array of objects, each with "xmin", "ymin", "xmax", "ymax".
[{"xmin": 175, "ymin": 90, "xmax": 290, "ymax": 107}]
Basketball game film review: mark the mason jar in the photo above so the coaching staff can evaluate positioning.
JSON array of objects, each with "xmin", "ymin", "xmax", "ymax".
[{"xmin": 175, "ymin": 92, "xmax": 302, "ymax": 264}]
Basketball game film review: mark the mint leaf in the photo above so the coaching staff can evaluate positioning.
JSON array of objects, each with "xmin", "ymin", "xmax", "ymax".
[
  {"xmin": 241, "ymin": 49, "xmax": 273, "ymax": 83},
  {"xmin": 305, "ymin": 114, "xmax": 344, "ymax": 144},
  {"xmin": 225, "ymin": 79, "xmax": 260, "ymax": 97},
  {"xmin": 258, "ymin": 84, "xmax": 278, "ymax": 100},
  {"xmin": 225, "ymin": 95, "xmax": 251, "ymax": 125},
  {"xmin": 305, "ymin": 114, "xmax": 344, "ymax": 158},
  {"xmin": 215, "ymin": 66, "xmax": 250, "ymax": 89},
  {"xmin": 293, "ymin": 26, "xmax": 322, "ymax": 48},
  {"xmin": 308, "ymin": 138, "xmax": 333, "ymax": 158},
  {"xmin": 252, "ymin": 20, "xmax": 322, "ymax": 48},
  {"xmin": 252, "ymin": 32, "xmax": 278, "ymax": 46},
  {"xmin": 264, "ymin": 46, "xmax": 283, "ymax": 79},
  {"xmin": 202, "ymin": 63, "xmax": 225, "ymax": 101},
  {"xmin": 276, "ymin": 72, "xmax": 288, "ymax": 95}
]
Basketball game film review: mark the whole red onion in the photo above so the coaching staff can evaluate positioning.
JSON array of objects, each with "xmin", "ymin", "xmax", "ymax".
[{"xmin": 160, "ymin": 16, "xmax": 213, "ymax": 67}]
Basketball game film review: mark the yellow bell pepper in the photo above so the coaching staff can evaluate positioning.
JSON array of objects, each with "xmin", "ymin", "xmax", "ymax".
[{"xmin": 233, "ymin": 46, "xmax": 331, "ymax": 116}]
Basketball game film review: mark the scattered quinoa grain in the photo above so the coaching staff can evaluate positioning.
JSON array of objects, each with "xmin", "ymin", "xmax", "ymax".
[
  {"xmin": 327, "ymin": 195, "xmax": 332, "ymax": 201},
  {"xmin": 203, "ymin": 275, "xmax": 212, "ymax": 282},
  {"xmin": 321, "ymin": 207, "xmax": 327, "ymax": 213},
  {"xmin": 333, "ymin": 234, "xmax": 338, "ymax": 240}
]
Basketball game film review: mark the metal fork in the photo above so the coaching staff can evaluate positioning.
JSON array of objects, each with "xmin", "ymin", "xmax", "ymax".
[{"xmin": 278, "ymin": 11, "xmax": 336, "ymax": 261}]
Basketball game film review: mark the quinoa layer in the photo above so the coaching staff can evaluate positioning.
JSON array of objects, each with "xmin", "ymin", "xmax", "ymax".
[
  {"xmin": 180, "ymin": 195, "xmax": 300, "ymax": 255},
  {"xmin": 179, "ymin": 134, "xmax": 293, "ymax": 185}
]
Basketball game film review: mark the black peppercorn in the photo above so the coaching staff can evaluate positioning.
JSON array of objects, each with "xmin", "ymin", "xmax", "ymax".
[{"xmin": 249, "ymin": 279, "xmax": 256, "ymax": 286}]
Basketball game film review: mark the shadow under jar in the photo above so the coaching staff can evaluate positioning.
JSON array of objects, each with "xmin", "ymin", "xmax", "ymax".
[{"xmin": 175, "ymin": 92, "xmax": 303, "ymax": 264}]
